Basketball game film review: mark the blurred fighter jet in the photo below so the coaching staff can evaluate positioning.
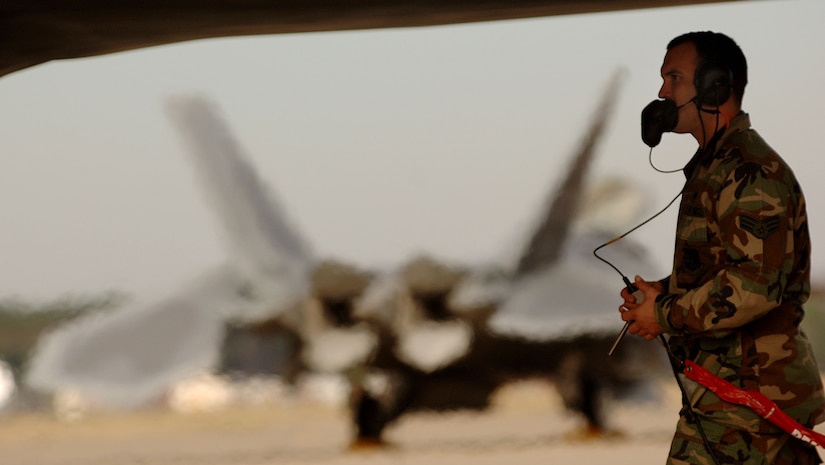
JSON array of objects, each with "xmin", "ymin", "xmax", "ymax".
[
  {"xmin": 25, "ymin": 70, "xmax": 666, "ymax": 445},
  {"xmin": 175, "ymin": 68, "xmax": 666, "ymax": 444}
]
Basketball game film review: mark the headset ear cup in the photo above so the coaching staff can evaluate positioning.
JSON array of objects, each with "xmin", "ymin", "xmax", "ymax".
[{"xmin": 694, "ymin": 63, "xmax": 732, "ymax": 107}]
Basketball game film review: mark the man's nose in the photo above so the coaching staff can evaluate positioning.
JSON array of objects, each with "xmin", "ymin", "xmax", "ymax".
[{"xmin": 658, "ymin": 84, "xmax": 668, "ymax": 99}]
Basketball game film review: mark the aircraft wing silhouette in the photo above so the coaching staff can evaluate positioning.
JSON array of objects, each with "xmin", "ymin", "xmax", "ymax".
[
  {"xmin": 26, "ymin": 267, "xmax": 243, "ymax": 407},
  {"xmin": 25, "ymin": 97, "xmax": 315, "ymax": 407},
  {"xmin": 489, "ymin": 229, "xmax": 663, "ymax": 340},
  {"xmin": 0, "ymin": 0, "xmax": 746, "ymax": 79}
]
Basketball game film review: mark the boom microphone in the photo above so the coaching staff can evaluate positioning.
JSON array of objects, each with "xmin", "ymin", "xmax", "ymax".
[
  {"xmin": 640, "ymin": 98, "xmax": 693, "ymax": 147},
  {"xmin": 641, "ymin": 99, "xmax": 677, "ymax": 147}
]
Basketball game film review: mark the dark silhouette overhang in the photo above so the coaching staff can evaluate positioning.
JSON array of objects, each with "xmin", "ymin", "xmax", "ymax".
[{"xmin": 1, "ymin": 0, "xmax": 745, "ymax": 78}]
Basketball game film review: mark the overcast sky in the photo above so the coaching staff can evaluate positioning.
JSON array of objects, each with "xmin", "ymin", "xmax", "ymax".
[{"xmin": 1, "ymin": 0, "xmax": 823, "ymax": 304}]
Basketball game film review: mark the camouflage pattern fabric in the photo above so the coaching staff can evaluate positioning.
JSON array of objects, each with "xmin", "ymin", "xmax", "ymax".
[
  {"xmin": 653, "ymin": 113, "xmax": 825, "ymax": 461},
  {"xmin": 668, "ymin": 412, "xmax": 821, "ymax": 465}
]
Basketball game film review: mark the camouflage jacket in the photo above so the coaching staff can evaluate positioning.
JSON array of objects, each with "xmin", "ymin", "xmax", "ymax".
[{"xmin": 654, "ymin": 112, "xmax": 825, "ymax": 432}]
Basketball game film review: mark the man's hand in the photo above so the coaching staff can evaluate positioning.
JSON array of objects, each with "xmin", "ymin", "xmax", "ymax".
[{"xmin": 618, "ymin": 276, "xmax": 665, "ymax": 341}]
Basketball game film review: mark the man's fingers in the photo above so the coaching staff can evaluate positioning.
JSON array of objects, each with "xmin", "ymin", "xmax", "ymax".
[{"xmin": 619, "ymin": 307, "xmax": 635, "ymax": 323}]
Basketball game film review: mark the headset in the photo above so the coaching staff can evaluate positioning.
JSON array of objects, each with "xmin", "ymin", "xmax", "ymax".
[
  {"xmin": 693, "ymin": 61, "xmax": 733, "ymax": 107},
  {"xmin": 641, "ymin": 60, "xmax": 733, "ymax": 148}
]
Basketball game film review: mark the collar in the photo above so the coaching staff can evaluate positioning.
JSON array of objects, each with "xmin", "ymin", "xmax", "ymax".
[{"xmin": 683, "ymin": 112, "xmax": 750, "ymax": 180}]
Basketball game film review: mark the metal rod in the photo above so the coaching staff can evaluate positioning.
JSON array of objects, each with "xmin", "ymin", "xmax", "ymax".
[{"xmin": 608, "ymin": 321, "xmax": 631, "ymax": 356}]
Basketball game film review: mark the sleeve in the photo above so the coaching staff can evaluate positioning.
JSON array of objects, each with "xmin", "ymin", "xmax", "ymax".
[{"xmin": 654, "ymin": 158, "xmax": 793, "ymax": 337}]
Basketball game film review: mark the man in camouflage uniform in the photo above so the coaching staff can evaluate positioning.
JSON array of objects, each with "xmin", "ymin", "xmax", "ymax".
[{"xmin": 619, "ymin": 31, "xmax": 825, "ymax": 464}]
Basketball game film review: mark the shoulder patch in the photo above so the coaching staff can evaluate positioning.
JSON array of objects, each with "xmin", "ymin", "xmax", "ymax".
[{"xmin": 739, "ymin": 214, "xmax": 780, "ymax": 240}]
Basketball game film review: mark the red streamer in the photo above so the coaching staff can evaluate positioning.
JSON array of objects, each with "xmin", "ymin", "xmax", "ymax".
[{"xmin": 683, "ymin": 359, "xmax": 825, "ymax": 447}]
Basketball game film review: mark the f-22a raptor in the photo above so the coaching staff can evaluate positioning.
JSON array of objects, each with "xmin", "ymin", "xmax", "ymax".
[{"xmin": 26, "ymin": 71, "xmax": 668, "ymax": 445}]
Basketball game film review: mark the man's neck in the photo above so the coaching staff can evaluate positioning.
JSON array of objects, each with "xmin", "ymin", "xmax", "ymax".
[
  {"xmin": 695, "ymin": 107, "xmax": 735, "ymax": 148},
  {"xmin": 684, "ymin": 128, "xmax": 726, "ymax": 180}
]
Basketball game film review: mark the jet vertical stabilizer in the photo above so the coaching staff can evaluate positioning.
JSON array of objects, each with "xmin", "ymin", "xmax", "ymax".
[
  {"xmin": 514, "ymin": 69, "xmax": 625, "ymax": 277},
  {"xmin": 165, "ymin": 96, "xmax": 314, "ymax": 322}
]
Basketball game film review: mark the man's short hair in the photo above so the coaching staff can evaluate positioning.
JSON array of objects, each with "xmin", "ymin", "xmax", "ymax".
[{"xmin": 668, "ymin": 31, "xmax": 748, "ymax": 104}]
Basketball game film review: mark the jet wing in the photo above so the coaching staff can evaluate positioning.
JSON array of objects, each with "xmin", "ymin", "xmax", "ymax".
[
  {"xmin": 489, "ymin": 226, "xmax": 665, "ymax": 341},
  {"xmin": 25, "ymin": 266, "xmax": 247, "ymax": 407},
  {"xmin": 0, "ymin": 0, "xmax": 746, "ymax": 79}
]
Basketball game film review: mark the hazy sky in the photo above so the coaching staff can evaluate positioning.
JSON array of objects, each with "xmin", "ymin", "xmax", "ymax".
[{"xmin": 1, "ymin": 0, "xmax": 823, "ymax": 304}]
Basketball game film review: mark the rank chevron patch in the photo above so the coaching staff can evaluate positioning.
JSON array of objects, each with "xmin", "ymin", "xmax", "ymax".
[{"xmin": 739, "ymin": 214, "xmax": 780, "ymax": 239}]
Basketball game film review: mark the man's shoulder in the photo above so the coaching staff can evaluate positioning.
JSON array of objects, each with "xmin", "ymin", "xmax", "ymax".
[
  {"xmin": 721, "ymin": 115, "xmax": 775, "ymax": 157},
  {"xmin": 718, "ymin": 117, "xmax": 790, "ymax": 170},
  {"xmin": 715, "ymin": 123, "xmax": 804, "ymax": 200}
]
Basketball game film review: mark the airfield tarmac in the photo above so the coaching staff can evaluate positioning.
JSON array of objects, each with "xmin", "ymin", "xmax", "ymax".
[
  {"xmin": 4, "ymin": 378, "xmax": 824, "ymax": 465},
  {"xmin": 0, "ymin": 378, "xmax": 664, "ymax": 465}
]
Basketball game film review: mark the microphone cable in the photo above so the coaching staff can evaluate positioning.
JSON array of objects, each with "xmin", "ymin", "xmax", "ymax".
[
  {"xmin": 593, "ymin": 181, "xmax": 723, "ymax": 465},
  {"xmin": 648, "ymin": 146, "xmax": 683, "ymax": 174},
  {"xmin": 593, "ymin": 184, "xmax": 683, "ymax": 356},
  {"xmin": 592, "ymin": 186, "xmax": 683, "ymax": 284}
]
